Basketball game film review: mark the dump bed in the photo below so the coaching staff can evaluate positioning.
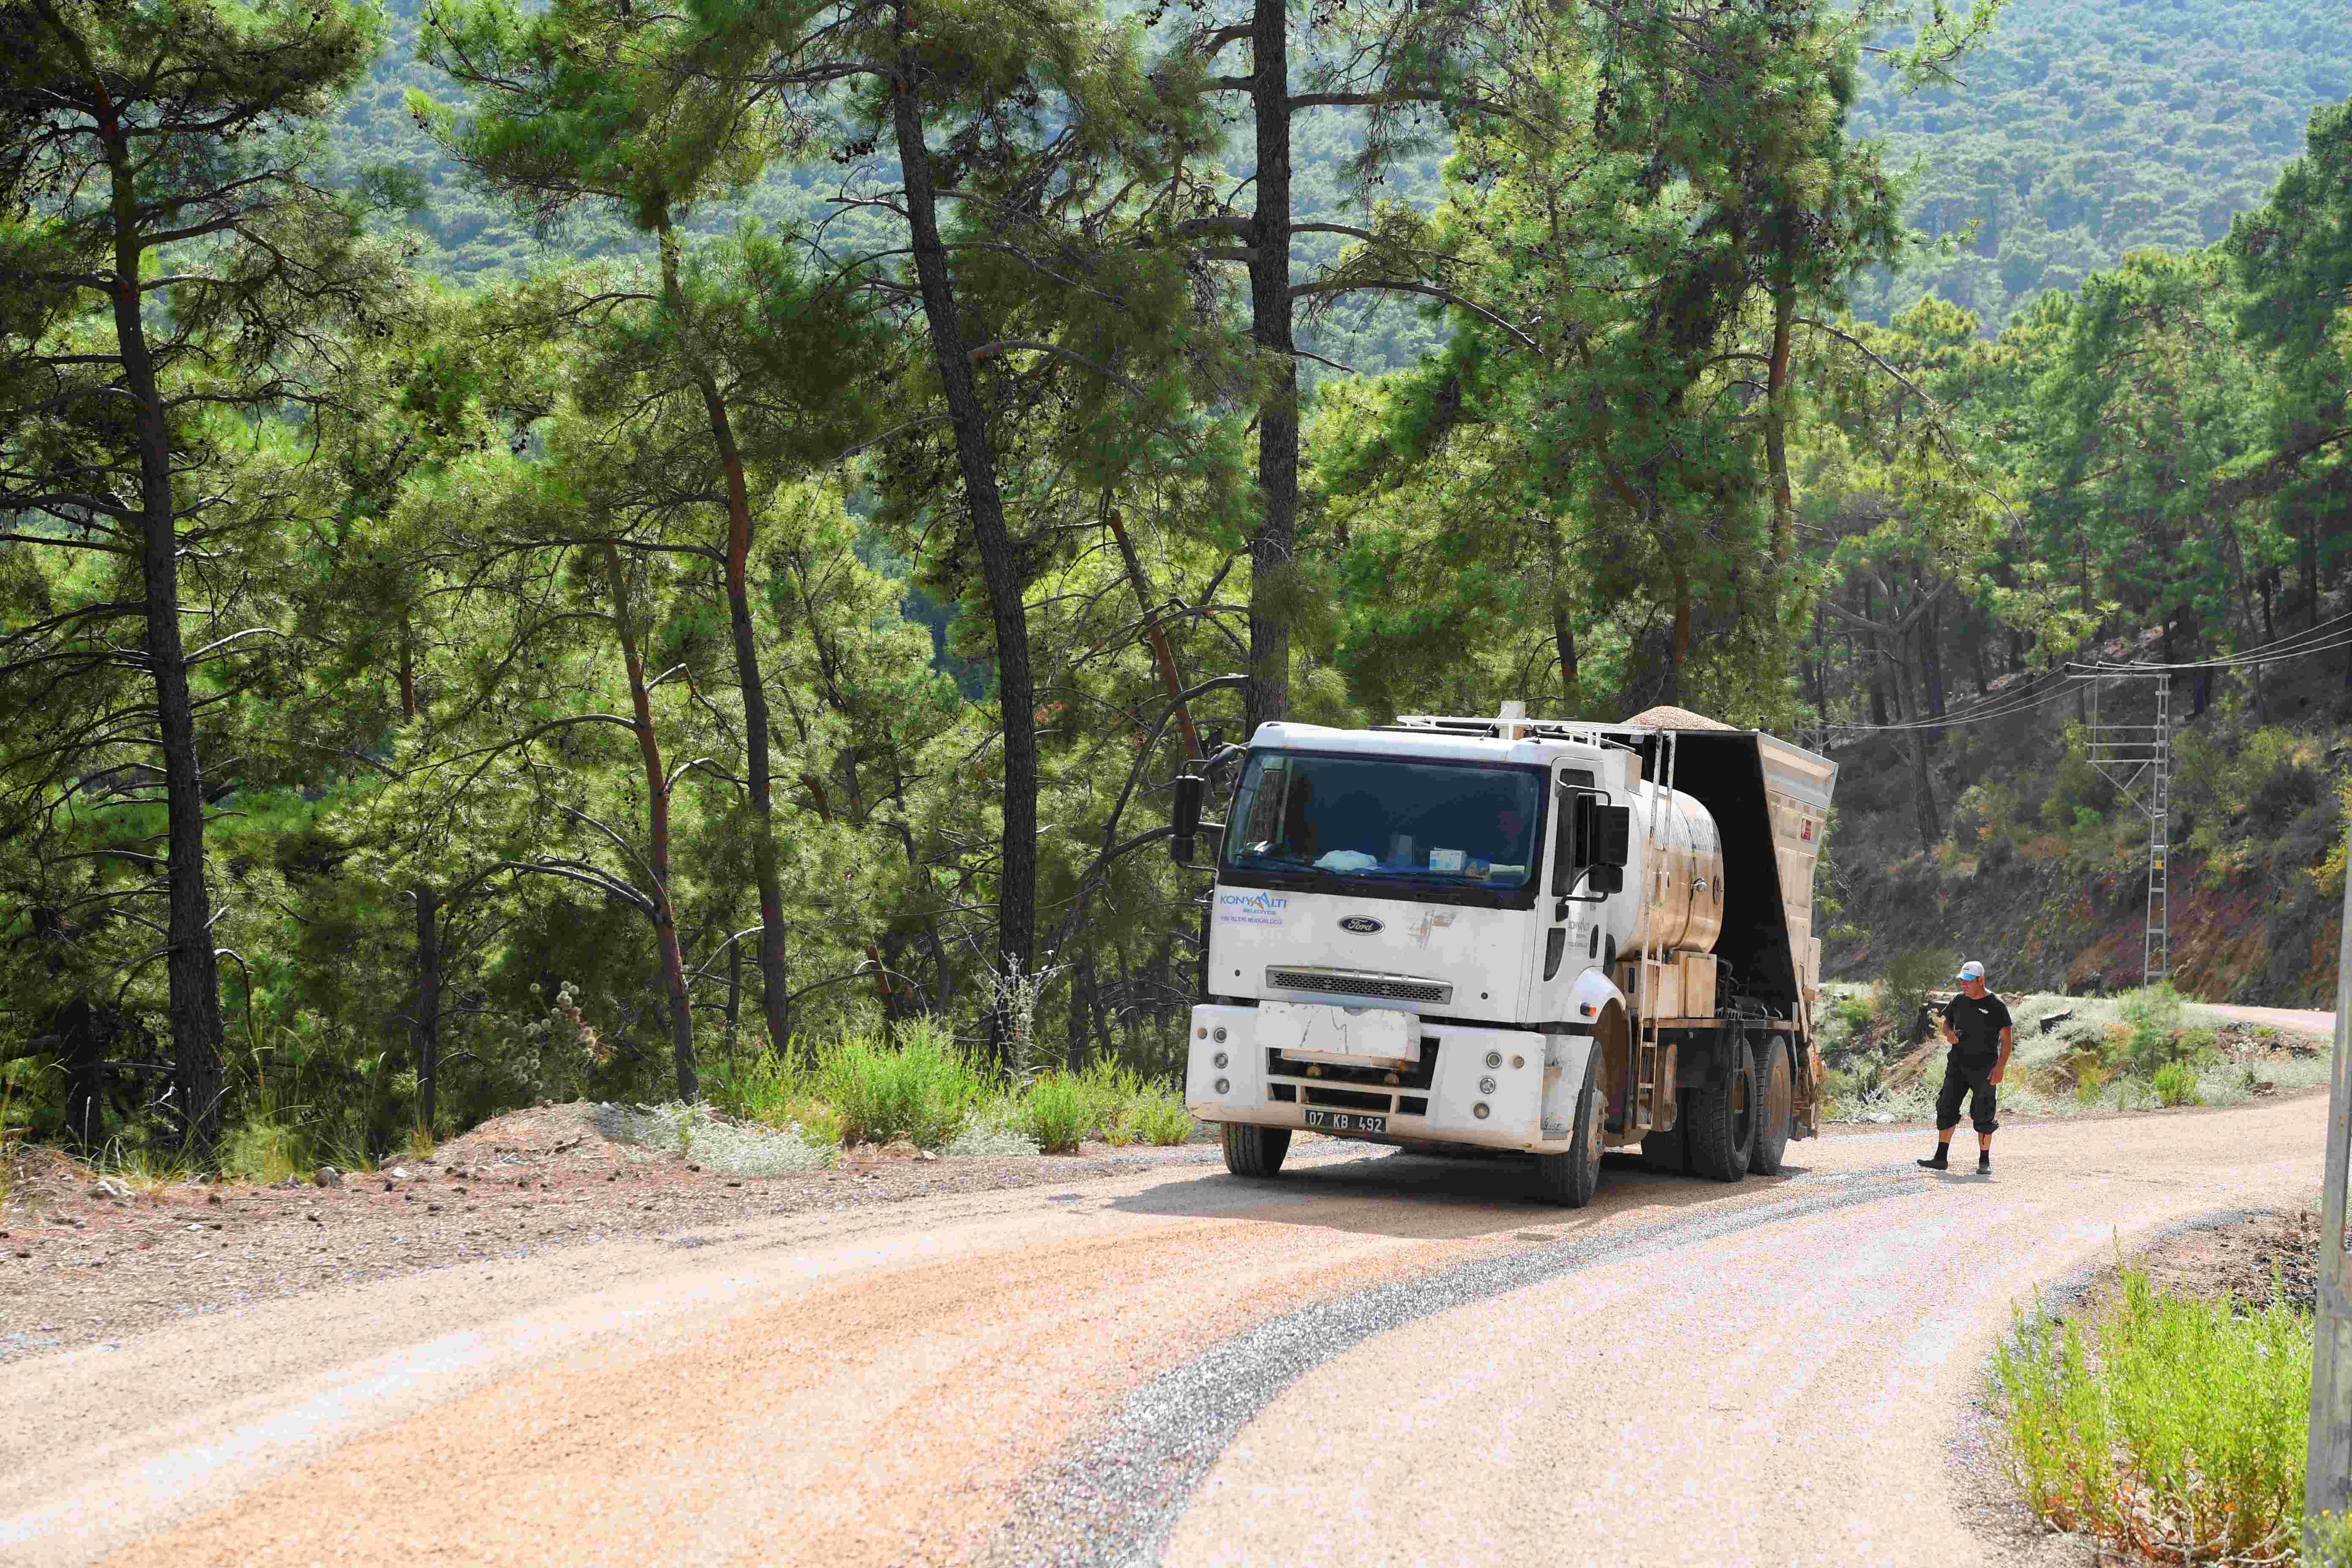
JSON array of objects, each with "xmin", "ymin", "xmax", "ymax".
[{"xmin": 1603, "ymin": 716, "xmax": 1838, "ymax": 1027}]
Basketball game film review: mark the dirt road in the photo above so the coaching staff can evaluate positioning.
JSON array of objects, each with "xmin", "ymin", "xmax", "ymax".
[
  {"xmin": 1, "ymin": 1093, "xmax": 2328, "ymax": 1568},
  {"xmin": 2194, "ymin": 1002, "xmax": 2337, "ymax": 1038}
]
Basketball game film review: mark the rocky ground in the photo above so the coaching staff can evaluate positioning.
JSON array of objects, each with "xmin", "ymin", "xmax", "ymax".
[{"xmin": 0, "ymin": 1103, "xmax": 1249, "ymax": 1363}]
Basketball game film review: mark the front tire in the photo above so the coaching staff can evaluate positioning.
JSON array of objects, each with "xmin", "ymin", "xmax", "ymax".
[
  {"xmin": 1220, "ymin": 1123, "xmax": 1291, "ymax": 1178},
  {"xmin": 1748, "ymin": 1033, "xmax": 1794, "ymax": 1175},
  {"xmin": 1682, "ymin": 1030, "xmax": 1756, "ymax": 1182},
  {"xmin": 1535, "ymin": 1050, "xmax": 1606, "ymax": 1207}
]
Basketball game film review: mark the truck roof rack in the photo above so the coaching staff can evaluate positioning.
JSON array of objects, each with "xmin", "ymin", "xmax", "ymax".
[{"xmin": 1383, "ymin": 712, "xmax": 1633, "ymax": 745}]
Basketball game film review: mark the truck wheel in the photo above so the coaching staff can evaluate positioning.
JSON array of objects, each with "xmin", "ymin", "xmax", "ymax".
[
  {"xmin": 1748, "ymin": 1034, "xmax": 1794, "ymax": 1175},
  {"xmin": 1220, "ymin": 1123, "xmax": 1291, "ymax": 1179},
  {"xmin": 1682, "ymin": 1031, "xmax": 1756, "ymax": 1182},
  {"xmin": 1535, "ymin": 1050, "xmax": 1605, "ymax": 1207}
]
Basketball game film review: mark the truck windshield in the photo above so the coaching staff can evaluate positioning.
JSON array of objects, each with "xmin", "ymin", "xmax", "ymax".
[{"xmin": 1221, "ymin": 751, "xmax": 1546, "ymax": 896}]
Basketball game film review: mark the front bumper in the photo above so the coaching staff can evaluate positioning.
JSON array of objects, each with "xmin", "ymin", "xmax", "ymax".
[{"xmin": 1185, "ymin": 1002, "xmax": 1562, "ymax": 1152}]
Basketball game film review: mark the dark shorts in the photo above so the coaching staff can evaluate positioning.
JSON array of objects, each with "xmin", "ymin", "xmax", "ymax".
[{"xmin": 1936, "ymin": 1054, "xmax": 2000, "ymax": 1134}]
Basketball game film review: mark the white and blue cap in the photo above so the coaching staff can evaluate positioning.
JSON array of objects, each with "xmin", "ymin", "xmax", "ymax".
[{"xmin": 1954, "ymin": 960, "xmax": 1986, "ymax": 982}]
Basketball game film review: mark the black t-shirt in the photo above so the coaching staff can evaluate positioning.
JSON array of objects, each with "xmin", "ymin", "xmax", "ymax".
[{"xmin": 1942, "ymin": 991, "xmax": 2013, "ymax": 1059}]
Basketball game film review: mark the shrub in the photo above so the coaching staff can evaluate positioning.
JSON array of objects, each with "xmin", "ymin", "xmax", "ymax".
[
  {"xmin": 811, "ymin": 1020, "xmax": 989, "ymax": 1148},
  {"xmin": 1993, "ymin": 1268, "xmax": 2310, "ymax": 1564},
  {"xmin": 2151, "ymin": 1060, "xmax": 2200, "ymax": 1107},
  {"xmin": 1075, "ymin": 1058, "xmax": 1146, "ymax": 1143},
  {"xmin": 2115, "ymin": 984, "xmax": 2209, "ymax": 1079},
  {"xmin": 1021, "ymin": 1071, "xmax": 1092, "ymax": 1154},
  {"xmin": 2073, "ymin": 1056, "xmax": 2109, "ymax": 1106},
  {"xmin": 1129, "ymin": 1089, "xmax": 1198, "ymax": 1146},
  {"xmin": 1874, "ymin": 947, "xmax": 1955, "ymax": 1034}
]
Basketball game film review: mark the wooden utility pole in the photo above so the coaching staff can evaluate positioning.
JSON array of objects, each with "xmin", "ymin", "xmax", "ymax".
[{"xmin": 2312, "ymin": 869, "xmax": 2352, "ymax": 1552}]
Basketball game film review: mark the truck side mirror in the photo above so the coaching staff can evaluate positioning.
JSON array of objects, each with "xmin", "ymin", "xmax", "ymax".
[
  {"xmin": 1171, "ymin": 772, "xmax": 1204, "ymax": 864},
  {"xmin": 1595, "ymin": 805, "xmax": 1632, "ymax": 868},
  {"xmin": 1587, "ymin": 864, "xmax": 1624, "ymax": 895}
]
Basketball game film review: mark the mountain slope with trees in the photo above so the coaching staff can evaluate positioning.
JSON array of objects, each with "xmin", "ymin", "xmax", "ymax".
[
  {"xmin": 1848, "ymin": 0, "xmax": 2352, "ymax": 330},
  {"xmin": 4, "ymin": 0, "xmax": 2348, "ymax": 1176}
]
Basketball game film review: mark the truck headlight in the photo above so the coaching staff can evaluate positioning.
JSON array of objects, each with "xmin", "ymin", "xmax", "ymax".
[
  {"xmin": 1484, "ymin": 1051, "xmax": 1502, "ymax": 1069},
  {"xmin": 1214, "ymin": 1078, "xmax": 1230, "ymax": 1095},
  {"xmin": 1479, "ymin": 1075, "xmax": 1497, "ymax": 1095},
  {"xmin": 1213, "ymin": 1051, "xmax": 1228, "ymax": 1069},
  {"xmin": 1473, "ymin": 1102, "xmax": 1490, "ymax": 1119},
  {"xmin": 1212, "ymin": 1026, "xmax": 1228, "ymax": 1043}
]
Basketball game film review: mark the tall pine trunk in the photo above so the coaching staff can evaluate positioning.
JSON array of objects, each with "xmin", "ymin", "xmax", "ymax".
[
  {"xmin": 102, "ymin": 106, "xmax": 225, "ymax": 1159},
  {"xmin": 656, "ymin": 219, "xmax": 795, "ymax": 1054},
  {"xmin": 413, "ymin": 885, "xmax": 441, "ymax": 1133},
  {"xmin": 1764, "ymin": 243, "xmax": 1796, "ymax": 566},
  {"xmin": 602, "ymin": 544, "xmax": 698, "ymax": 1100},
  {"xmin": 1244, "ymin": 0, "xmax": 1296, "ymax": 738},
  {"xmin": 889, "ymin": 41, "xmax": 1037, "ymax": 1043}
]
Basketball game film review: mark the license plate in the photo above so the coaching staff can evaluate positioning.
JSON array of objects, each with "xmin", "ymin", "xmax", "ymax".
[{"xmin": 1304, "ymin": 1109, "xmax": 1387, "ymax": 1135}]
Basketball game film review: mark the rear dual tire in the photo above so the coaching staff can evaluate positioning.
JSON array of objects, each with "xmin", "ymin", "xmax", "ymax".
[
  {"xmin": 1748, "ymin": 1033, "xmax": 1794, "ymax": 1176},
  {"xmin": 1652, "ymin": 1029, "xmax": 1756, "ymax": 1182}
]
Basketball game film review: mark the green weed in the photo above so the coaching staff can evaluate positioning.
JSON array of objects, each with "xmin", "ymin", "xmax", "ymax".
[
  {"xmin": 1993, "ymin": 1266, "xmax": 2310, "ymax": 1564},
  {"xmin": 810, "ymin": 1019, "xmax": 989, "ymax": 1148},
  {"xmin": 2152, "ymin": 1060, "xmax": 2200, "ymax": 1107},
  {"xmin": 1020, "ymin": 1071, "xmax": 1092, "ymax": 1154},
  {"xmin": 1128, "ymin": 1089, "xmax": 1199, "ymax": 1146}
]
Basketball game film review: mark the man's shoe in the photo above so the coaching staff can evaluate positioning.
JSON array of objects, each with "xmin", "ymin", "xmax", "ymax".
[
  {"xmin": 1977, "ymin": 1152, "xmax": 1992, "ymax": 1175},
  {"xmin": 1917, "ymin": 1149, "xmax": 1949, "ymax": 1171}
]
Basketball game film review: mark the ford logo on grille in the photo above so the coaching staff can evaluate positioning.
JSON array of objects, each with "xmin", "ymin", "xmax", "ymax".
[{"xmin": 1337, "ymin": 916, "xmax": 1384, "ymax": 934}]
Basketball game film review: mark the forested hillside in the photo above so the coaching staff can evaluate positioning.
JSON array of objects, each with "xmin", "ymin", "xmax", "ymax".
[
  {"xmin": 1848, "ymin": 0, "xmax": 2352, "ymax": 330},
  {"xmin": 343, "ymin": 0, "xmax": 2352, "ymax": 348},
  {"xmin": 5, "ymin": 0, "xmax": 2348, "ymax": 1175}
]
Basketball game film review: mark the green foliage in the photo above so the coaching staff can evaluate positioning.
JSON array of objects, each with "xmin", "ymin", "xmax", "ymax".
[
  {"xmin": 2150, "ymin": 1060, "xmax": 2200, "ymax": 1107},
  {"xmin": 1018, "ymin": 1071, "xmax": 1093, "ymax": 1155},
  {"xmin": 808, "ymin": 1022, "xmax": 991, "ymax": 1150},
  {"xmin": 1128, "ymin": 1090, "xmax": 1200, "ymax": 1147},
  {"xmin": 1849, "ymin": 0, "xmax": 2352, "ymax": 333},
  {"xmin": 1875, "ymin": 947, "xmax": 1955, "ymax": 1032},
  {"xmin": 2115, "ymin": 984, "xmax": 2189, "ymax": 1076},
  {"xmin": 1993, "ymin": 1267, "xmax": 2311, "ymax": 1563}
]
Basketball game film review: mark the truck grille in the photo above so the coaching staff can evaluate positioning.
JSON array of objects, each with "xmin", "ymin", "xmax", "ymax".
[{"xmin": 1264, "ymin": 967, "xmax": 1453, "ymax": 1004}]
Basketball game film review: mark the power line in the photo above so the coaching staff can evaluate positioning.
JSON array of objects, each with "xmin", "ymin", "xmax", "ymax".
[{"xmin": 1821, "ymin": 618, "xmax": 2352, "ymax": 734}]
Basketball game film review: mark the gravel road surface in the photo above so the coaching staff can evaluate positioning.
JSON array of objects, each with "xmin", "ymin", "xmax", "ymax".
[
  {"xmin": 0, "ymin": 1092, "xmax": 2329, "ymax": 1568},
  {"xmin": 2194, "ymin": 1002, "xmax": 2337, "ymax": 1037}
]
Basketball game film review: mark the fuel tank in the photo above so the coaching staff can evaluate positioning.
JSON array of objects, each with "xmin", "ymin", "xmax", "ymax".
[{"xmin": 1627, "ymin": 784, "xmax": 1725, "ymax": 954}]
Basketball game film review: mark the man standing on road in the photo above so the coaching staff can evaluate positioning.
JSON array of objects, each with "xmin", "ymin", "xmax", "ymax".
[{"xmin": 1919, "ymin": 960, "xmax": 2013, "ymax": 1175}]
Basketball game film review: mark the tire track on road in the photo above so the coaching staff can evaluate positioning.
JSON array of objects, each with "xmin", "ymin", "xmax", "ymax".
[{"xmin": 984, "ymin": 1163, "xmax": 1931, "ymax": 1568}]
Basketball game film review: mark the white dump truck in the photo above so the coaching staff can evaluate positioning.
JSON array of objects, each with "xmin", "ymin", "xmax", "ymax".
[{"xmin": 1171, "ymin": 704, "xmax": 1838, "ymax": 1206}]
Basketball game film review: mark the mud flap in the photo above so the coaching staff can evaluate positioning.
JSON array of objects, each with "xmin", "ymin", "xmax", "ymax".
[{"xmin": 1541, "ymin": 1031, "xmax": 1596, "ymax": 1138}]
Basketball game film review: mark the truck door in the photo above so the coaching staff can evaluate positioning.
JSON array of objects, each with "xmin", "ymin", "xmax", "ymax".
[{"xmin": 1539, "ymin": 768, "xmax": 1598, "ymax": 1015}]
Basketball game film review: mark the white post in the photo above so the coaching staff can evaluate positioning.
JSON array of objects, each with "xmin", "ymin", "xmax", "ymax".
[{"xmin": 2311, "ymin": 868, "xmax": 2352, "ymax": 1548}]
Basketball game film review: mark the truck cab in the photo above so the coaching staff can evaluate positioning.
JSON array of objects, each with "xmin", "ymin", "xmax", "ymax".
[{"xmin": 1180, "ymin": 707, "xmax": 1837, "ymax": 1206}]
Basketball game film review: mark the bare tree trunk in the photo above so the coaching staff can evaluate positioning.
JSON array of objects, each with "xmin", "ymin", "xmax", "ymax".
[
  {"xmin": 1106, "ymin": 509, "xmax": 1201, "ymax": 759},
  {"xmin": 1863, "ymin": 584, "xmax": 1890, "ymax": 727},
  {"xmin": 1765, "ymin": 260, "xmax": 1796, "ymax": 566},
  {"xmin": 1909, "ymin": 732, "xmax": 1941, "ymax": 852},
  {"xmin": 724, "ymin": 938, "xmax": 742, "ymax": 1063},
  {"xmin": 414, "ymin": 885, "xmax": 441, "ymax": 1132},
  {"xmin": 1244, "ymin": 0, "xmax": 1296, "ymax": 738},
  {"xmin": 1546, "ymin": 514, "xmax": 1581, "ymax": 713},
  {"xmin": 656, "ymin": 218, "xmax": 796, "ymax": 1056},
  {"xmin": 889, "ymin": 38, "xmax": 1037, "ymax": 1049},
  {"xmin": 602, "ymin": 543, "xmax": 698, "ymax": 1101},
  {"xmin": 100, "ymin": 106, "xmax": 224, "ymax": 1159}
]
